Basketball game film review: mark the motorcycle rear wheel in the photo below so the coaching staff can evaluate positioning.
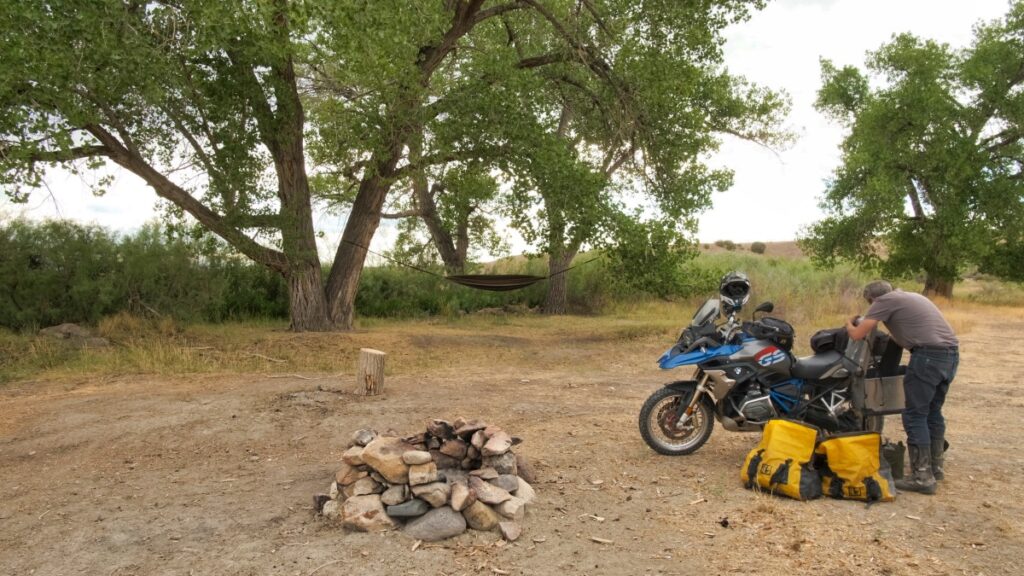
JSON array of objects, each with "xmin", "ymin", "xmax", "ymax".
[{"xmin": 639, "ymin": 387, "xmax": 714, "ymax": 456}]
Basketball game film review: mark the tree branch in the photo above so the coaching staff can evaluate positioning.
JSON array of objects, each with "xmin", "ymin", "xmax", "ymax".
[
  {"xmin": 472, "ymin": 1, "xmax": 528, "ymax": 25},
  {"xmin": 381, "ymin": 209, "xmax": 424, "ymax": 219},
  {"xmin": 1, "ymin": 144, "xmax": 110, "ymax": 164}
]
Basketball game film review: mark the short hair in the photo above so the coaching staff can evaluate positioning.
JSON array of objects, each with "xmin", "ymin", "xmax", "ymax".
[{"xmin": 863, "ymin": 280, "xmax": 893, "ymax": 302}]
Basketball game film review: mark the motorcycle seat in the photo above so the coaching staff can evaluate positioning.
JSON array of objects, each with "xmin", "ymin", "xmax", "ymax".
[{"xmin": 792, "ymin": 350, "xmax": 844, "ymax": 379}]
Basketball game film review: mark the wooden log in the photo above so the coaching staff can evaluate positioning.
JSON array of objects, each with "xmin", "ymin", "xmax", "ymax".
[{"xmin": 358, "ymin": 348, "xmax": 386, "ymax": 395}]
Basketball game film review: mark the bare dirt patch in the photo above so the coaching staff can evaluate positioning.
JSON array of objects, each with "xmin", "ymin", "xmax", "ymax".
[{"xmin": 1, "ymin": 309, "xmax": 1022, "ymax": 575}]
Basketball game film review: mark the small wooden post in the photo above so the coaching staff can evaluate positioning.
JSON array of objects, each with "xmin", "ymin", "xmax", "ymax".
[{"xmin": 358, "ymin": 348, "xmax": 386, "ymax": 396}]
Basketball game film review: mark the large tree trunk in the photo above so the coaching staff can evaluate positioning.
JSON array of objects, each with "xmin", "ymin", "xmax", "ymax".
[
  {"xmin": 543, "ymin": 247, "xmax": 578, "ymax": 314},
  {"xmin": 923, "ymin": 274, "xmax": 955, "ymax": 299},
  {"xmin": 414, "ymin": 179, "xmax": 466, "ymax": 274}
]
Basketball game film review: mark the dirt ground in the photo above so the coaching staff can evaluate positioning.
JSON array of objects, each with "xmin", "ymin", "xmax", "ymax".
[{"xmin": 2, "ymin": 308, "xmax": 1022, "ymax": 576}]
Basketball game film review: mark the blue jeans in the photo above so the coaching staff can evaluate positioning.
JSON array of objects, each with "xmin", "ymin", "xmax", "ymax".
[{"xmin": 902, "ymin": 348, "xmax": 959, "ymax": 447}]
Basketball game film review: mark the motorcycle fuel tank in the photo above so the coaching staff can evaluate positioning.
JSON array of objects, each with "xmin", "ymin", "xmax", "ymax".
[{"xmin": 729, "ymin": 339, "xmax": 792, "ymax": 377}]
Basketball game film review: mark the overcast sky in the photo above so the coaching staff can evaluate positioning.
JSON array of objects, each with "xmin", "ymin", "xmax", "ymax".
[{"xmin": 2, "ymin": 0, "xmax": 1013, "ymax": 254}]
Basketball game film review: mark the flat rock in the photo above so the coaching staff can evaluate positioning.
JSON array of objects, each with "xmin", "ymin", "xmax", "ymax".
[
  {"xmin": 402, "ymin": 450, "xmax": 432, "ymax": 465},
  {"xmin": 350, "ymin": 429, "xmax": 377, "ymax": 447},
  {"xmin": 461, "ymin": 457, "xmax": 475, "ymax": 470},
  {"xmin": 345, "ymin": 476, "xmax": 382, "ymax": 497},
  {"xmin": 462, "ymin": 500, "xmax": 501, "ymax": 531},
  {"xmin": 429, "ymin": 450, "xmax": 461, "ymax": 470},
  {"xmin": 342, "ymin": 446, "xmax": 365, "ymax": 466},
  {"xmin": 410, "ymin": 481, "xmax": 450, "ymax": 508},
  {"xmin": 483, "ymin": 425, "xmax": 504, "ymax": 438},
  {"xmin": 469, "ymin": 467, "xmax": 498, "ymax": 480},
  {"xmin": 482, "ymin": 431, "xmax": 513, "ymax": 456},
  {"xmin": 341, "ymin": 495, "xmax": 396, "ymax": 532},
  {"xmin": 455, "ymin": 419, "xmax": 488, "ymax": 438},
  {"xmin": 386, "ymin": 498, "xmax": 429, "ymax": 518},
  {"xmin": 335, "ymin": 462, "xmax": 369, "ymax": 486},
  {"xmin": 470, "ymin": 430, "xmax": 487, "ymax": 449},
  {"xmin": 361, "ymin": 437, "xmax": 415, "ymax": 484},
  {"xmin": 440, "ymin": 438, "xmax": 468, "ymax": 460},
  {"xmin": 515, "ymin": 454, "xmax": 536, "ymax": 483},
  {"xmin": 470, "ymin": 476, "xmax": 511, "ymax": 505},
  {"xmin": 404, "ymin": 506, "xmax": 467, "ymax": 541},
  {"xmin": 380, "ymin": 484, "xmax": 408, "ymax": 506},
  {"xmin": 38, "ymin": 323, "xmax": 91, "ymax": 339},
  {"xmin": 490, "ymin": 474, "xmax": 519, "ymax": 493},
  {"xmin": 496, "ymin": 496, "xmax": 526, "ymax": 521},
  {"xmin": 426, "ymin": 419, "xmax": 455, "ymax": 440},
  {"xmin": 328, "ymin": 481, "xmax": 339, "ymax": 500},
  {"xmin": 498, "ymin": 521, "xmax": 522, "ymax": 542},
  {"xmin": 408, "ymin": 462, "xmax": 439, "ymax": 486},
  {"xmin": 467, "ymin": 445, "xmax": 480, "ymax": 459},
  {"xmin": 450, "ymin": 481, "xmax": 476, "ymax": 512},
  {"xmin": 513, "ymin": 478, "xmax": 536, "ymax": 504},
  {"xmin": 483, "ymin": 452, "xmax": 517, "ymax": 475}
]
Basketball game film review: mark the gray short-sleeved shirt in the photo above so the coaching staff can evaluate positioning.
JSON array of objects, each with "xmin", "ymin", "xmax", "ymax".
[{"xmin": 865, "ymin": 290, "xmax": 959, "ymax": 350}]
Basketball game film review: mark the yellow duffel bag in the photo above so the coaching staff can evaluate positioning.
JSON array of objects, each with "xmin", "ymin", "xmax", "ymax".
[
  {"xmin": 814, "ymin": 432, "xmax": 896, "ymax": 503},
  {"xmin": 741, "ymin": 419, "xmax": 822, "ymax": 501}
]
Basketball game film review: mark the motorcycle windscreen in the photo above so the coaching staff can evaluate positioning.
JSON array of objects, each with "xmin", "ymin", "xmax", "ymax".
[{"xmin": 690, "ymin": 298, "xmax": 721, "ymax": 327}]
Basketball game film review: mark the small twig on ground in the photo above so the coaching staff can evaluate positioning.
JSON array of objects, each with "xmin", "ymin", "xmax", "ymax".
[
  {"xmin": 247, "ymin": 353, "xmax": 285, "ymax": 363},
  {"xmin": 308, "ymin": 559, "xmax": 344, "ymax": 575},
  {"xmin": 38, "ymin": 509, "xmax": 51, "ymax": 520},
  {"xmin": 267, "ymin": 374, "xmax": 322, "ymax": 380}
]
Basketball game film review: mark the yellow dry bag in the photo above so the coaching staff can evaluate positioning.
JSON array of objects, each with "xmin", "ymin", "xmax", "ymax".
[
  {"xmin": 741, "ymin": 419, "xmax": 822, "ymax": 501},
  {"xmin": 814, "ymin": 432, "xmax": 896, "ymax": 503}
]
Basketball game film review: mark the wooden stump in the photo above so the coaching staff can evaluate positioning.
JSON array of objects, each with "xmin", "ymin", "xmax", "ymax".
[{"xmin": 358, "ymin": 348, "xmax": 386, "ymax": 396}]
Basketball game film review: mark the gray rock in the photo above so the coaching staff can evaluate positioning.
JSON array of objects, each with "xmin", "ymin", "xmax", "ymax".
[
  {"xmin": 482, "ymin": 452, "xmax": 517, "ymax": 476},
  {"xmin": 513, "ymin": 478, "xmax": 536, "ymax": 504},
  {"xmin": 328, "ymin": 481, "xmax": 340, "ymax": 500},
  {"xmin": 408, "ymin": 462, "xmax": 438, "ymax": 486},
  {"xmin": 490, "ymin": 474, "xmax": 519, "ymax": 493},
  {"xmin": 462, "ymin": 500, "xmax": 501, "ymax": 531},
  {"xmin": 402, "ymin": 450, "xmax": 432, "ymax": 465},
  {"xmin": 429, "ymin": 450, "xmax": 461, "ymax": 470},
  {"xmin": 321, "ymin": 499, "xmax": 341, "ymax": 520},
  {"xmin": 410, "ymin": 481, "xmax": 451, "ymax": 508},
  {"xmin": 404, "ymin": 506, "xmax": 467, "ymax": 541},
  {"xmin": 361, "ymin": 437, "xmax": 415, "ymax": 484},
  {"xmin": 386, "ymin": 498, "xmax": 430, "ymax": 518},
  {"xmin": 380, "ymin": 484, "xmax": 408, "ymax": 506},
  {"xmin": 455, "ymin": 419, "xmax": 488, "ymax": 438},
  {"xmin": 342, "ymin": 446, "xmax": 365, "ymax": 466},
  {"xmin": 38, "ymin": 323, "xmax": 91, "ymax": 339},
  {"xmin": 496, "ymin": 496, "xmax": 526, "ymax": 521},
  {"xmin": 345, "ymin": 476, "xmax": 382, "ymax": 497},
  {"xmin": 467, "ymin": 445, "xmax": 480, "ymax": 459},
  {"xmin": 498, "ymin": 521, "xmax": 522, "ymax": 542},
  {"xmin": 469, "ymin": 476, "xmax": 511, "ymax": 505},
  {"xmin": 450, "ymin": 480, "xmax": 475, "ymax": 512},
  {"xmin": 426, "ymin": 419, "xmax": 455, "ymax": 440},
  {"xmin": 515, "ymin": 453, "xmax": 537, "ymax": 483},
  {"xmin": 341, "ymin": 495, "xmax": 396, "ymax": 532},
  {"xmin": 350, "ymin": 428, "xmax": 378, "ymax": 447}
]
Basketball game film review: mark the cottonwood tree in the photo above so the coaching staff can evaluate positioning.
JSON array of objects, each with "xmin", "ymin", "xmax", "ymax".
[{"xmin": 805, "ymin": 3, "xmax": 1024, "ymax": 296}]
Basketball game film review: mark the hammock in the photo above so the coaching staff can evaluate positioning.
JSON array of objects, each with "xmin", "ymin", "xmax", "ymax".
[
  {"xmin": 445, "ymin": 274, "xmax": 547, "ymax": 292},
  {"xmin": 343, "ymin": 239, "xmax": 596, "ymax": 291}
]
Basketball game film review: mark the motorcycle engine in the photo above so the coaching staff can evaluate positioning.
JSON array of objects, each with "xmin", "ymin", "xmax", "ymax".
[{"xmin": 738, "ymin": 389, "xmax": 777, "ymax": 423}]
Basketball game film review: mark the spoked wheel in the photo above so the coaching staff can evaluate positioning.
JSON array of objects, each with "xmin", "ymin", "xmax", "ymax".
[{"xmin": 638, "ymin": 387, "xmax": 714, "ymax": 456}]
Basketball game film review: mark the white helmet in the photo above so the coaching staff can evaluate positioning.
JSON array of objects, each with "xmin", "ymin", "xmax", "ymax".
[{"xmin": 719, "ymin": 271, "xmax": 751, "ymax": 311}]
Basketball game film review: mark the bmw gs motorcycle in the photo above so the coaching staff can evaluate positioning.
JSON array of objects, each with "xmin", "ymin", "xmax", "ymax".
[{"xmin": 638, "ymin": 273, "xmax": 885, "ymax": 456}]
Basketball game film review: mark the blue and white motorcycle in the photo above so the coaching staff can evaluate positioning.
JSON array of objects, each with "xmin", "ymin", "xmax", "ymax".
[{"xmin": 638, "ymin": 297, "xmax": 886, "ymax": 456}]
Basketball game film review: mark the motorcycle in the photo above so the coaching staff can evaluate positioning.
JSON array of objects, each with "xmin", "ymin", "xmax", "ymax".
[{"xmin": 638, "ymin": 296, "xmax": 888, "ymax": 456}]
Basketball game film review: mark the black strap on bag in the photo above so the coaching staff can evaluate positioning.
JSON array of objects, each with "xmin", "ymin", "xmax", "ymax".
[
  {"xmin": 864, "ymin": 477, "xmax": 882, "ymax": 504},
  {"xmin": 769, "ymin": 459, "xmax": 793, "ymax": 491},
  {"xmin": 745, "ymin": 449, "xmax": 765, "ymax": 489}
]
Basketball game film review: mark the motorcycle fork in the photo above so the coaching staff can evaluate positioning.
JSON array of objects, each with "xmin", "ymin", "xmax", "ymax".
[{"xmin": 675, "ymin": 373, "xmax": 711, "ymax": 428}]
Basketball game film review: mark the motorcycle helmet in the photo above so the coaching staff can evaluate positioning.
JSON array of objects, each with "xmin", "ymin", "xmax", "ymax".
[{"xmin": 719, "ymin": 271, "xmax": 751, "ymax": 312}]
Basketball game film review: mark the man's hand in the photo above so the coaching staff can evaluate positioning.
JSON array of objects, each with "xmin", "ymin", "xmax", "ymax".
[{"xmin": 846, "ymin": 315, "xmax": 879, "ymax": 341}]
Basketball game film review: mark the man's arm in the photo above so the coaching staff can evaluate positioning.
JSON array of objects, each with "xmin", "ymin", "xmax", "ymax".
[{"xmin": 846, "ymin": 316, "xmax": 879, "ymax": 341}]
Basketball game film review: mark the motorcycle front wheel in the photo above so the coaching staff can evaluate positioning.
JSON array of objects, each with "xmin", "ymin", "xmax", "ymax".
[{"xmin": 638, "ymin": 387, "xmax": 714, "ymax": 456}]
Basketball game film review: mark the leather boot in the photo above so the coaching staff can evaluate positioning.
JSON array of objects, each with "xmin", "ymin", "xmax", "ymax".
[
  {"xmin": 930, "ymin": 439, "xmax": 945, "ymax": 481},
  {"xmin": 895, "ymin": 444, "xmax": 937, "ymax": 494}
]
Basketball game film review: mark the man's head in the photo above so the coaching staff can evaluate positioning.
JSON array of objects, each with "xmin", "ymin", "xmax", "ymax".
[{"xmin": 863, "ymin": 280, "xmax": 893, "ymax": 304}]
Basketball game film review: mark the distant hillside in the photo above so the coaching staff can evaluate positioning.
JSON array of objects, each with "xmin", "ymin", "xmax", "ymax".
[{"xmin": 699, "ymin": 240, "xmax": 806, "ymax": 259}]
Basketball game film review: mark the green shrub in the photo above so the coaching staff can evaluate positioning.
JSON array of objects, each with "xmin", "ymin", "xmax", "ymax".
[
  {"xmin": 714, "ymin": 239, "xmax": 738, "ymax": 251},
  {"xmin": 750, "ymin": 241, "xmax": 767, "ymax": 255}
]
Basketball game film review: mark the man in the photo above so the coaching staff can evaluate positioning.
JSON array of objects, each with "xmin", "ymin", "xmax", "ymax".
[{"xmin": 846, "ymin": 280, "xmax": 959, "ymax": 495}]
